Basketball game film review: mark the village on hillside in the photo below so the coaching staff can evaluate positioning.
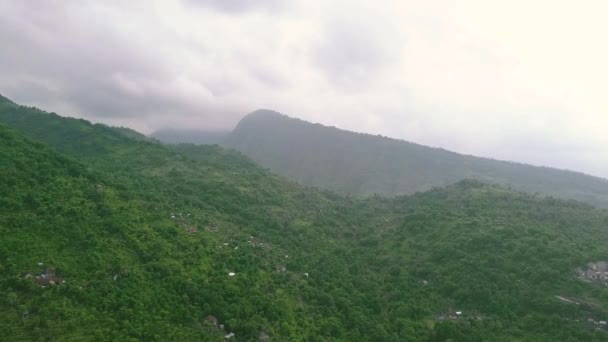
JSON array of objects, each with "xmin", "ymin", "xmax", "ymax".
[{"xmin": 576, "ymin": 261, "xmax": 608, "ymax": 286}]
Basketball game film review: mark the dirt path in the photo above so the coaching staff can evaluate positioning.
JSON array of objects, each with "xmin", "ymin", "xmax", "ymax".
[{"xmin": 556, "ymin": 296, "xmax": 580, "ymax": 305}]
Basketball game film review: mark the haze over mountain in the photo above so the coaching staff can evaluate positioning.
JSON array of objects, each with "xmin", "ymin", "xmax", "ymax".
[
  {"xmin": 4, "ymin": 94, "xmax": 608, "ymax": 341},
  {"xmin": 152, "ymin": 109, "xmax": 608, "ymax": 208}
]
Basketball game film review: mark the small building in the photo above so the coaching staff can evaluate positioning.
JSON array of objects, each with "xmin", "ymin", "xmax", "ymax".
[
  {"xmin": 259, "ymin": 331, "xmax": 271, "ymax": 342},
  {"xmin": 34, "ymin": 267, "xmax": 64, "ymax": 287}
]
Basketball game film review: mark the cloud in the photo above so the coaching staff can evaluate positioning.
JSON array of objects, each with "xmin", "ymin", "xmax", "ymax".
[
  {"xmin": 183, "ymin": 0, "xmax": 286, "ymax": 14},
  {"xmin": 0, "ymin": 0, "xmax": 606, "ymax": 178},
  {"xmin": 313, "ymin": 4, "xmax": 400, "ymax": 90}
]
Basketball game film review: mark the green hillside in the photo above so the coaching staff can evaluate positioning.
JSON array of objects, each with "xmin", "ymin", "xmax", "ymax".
[
  {"xmin": 152, "ymin": 128, "xmax": 229, "ymax": 145},
  {"xmin": 223, "ymin": 110, "xmax": 608, "ymax": 208},
  {"xmin": 0, "ymin": 101, "xmax": 364, "ymax": 340},
  {"xmin": 2, "ymin": 97, "xmax": 608, "ymax": 340}
]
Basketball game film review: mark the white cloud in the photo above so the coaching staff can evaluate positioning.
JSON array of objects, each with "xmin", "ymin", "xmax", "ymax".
[{"xmin": 0, "ymin": 0, "xmax": 606, "ymax": 178}]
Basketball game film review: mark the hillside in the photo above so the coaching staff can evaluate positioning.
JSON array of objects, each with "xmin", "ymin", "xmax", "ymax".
[
  {"xmin": 222, "ymin": 110, "xmax": 608, "ymax": 208},
  {"xmin": 152, "ymin": 128, "xmax": 229, "ymax": 145},
  {"xmin": 3, "ymin": 96, "xmax": 608, "ymax": 340},
  {"xmin": 0, "ymin": 104, "xmax": 380, "ymax": 340}
]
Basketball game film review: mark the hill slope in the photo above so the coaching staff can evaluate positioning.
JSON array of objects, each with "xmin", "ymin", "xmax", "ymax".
[
  {"xmin": 223, "ymin": 110, "xmax": 608, "ymax": 208},
  {"xmin": 3, "ymin": 96, "xmax": 608, "ymax": 340},
  {"xmin": 0, "ymin": 110, "xmax": 379, "ymax": 340},
  {"xmin": 152, "ymin": 128, "xmax": 229, "ymax": 145}
]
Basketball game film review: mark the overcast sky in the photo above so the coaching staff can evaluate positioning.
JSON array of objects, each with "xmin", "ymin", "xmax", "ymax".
[{"xmin": 0, "ymin": 0, "xmax": 607, "ymax": 178}]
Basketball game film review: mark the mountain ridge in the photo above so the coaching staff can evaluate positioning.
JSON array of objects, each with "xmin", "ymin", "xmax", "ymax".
[
  {"xmin": 5, "ymin": 94, "xmax": 608, "ymax": 208},
  {"xmin": 234, "ymin": 109, "xmax": 607, "ymax": 179},
  {"xmin": 0, "ymin": 94, "xmax": 14, "ymax": 104},
  {"xmin": 221, "ymin": 109, "xmax": 608, "ymax": 207}
]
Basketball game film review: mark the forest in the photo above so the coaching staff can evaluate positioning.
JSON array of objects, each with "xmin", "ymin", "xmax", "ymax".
[{"xmin": 2, "ymin": 96, "xmax": 608, "ymax": 341}]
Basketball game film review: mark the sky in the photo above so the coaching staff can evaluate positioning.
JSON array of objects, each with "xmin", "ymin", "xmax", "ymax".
[{"xmin": 0, "ymin": 0, "xmax": 607, "ymax": 178}]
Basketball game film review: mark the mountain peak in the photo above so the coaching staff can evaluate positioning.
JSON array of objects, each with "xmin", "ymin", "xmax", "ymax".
[
  {"xmin": 232, "ymin": 109, "xmax": 297, "ymax": 134},
  {"xmin": 243, "ymin": 109, "xmax": 289, "ymax": 120}
]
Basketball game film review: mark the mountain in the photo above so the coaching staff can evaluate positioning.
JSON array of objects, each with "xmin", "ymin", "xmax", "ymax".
[
  {"xmin": 152, "ymin": 128, "xmax": 230, "ymax": 145},
  {"xmin": 3, "ymin": 95, "xmax": 608, "ymax": 340},
  {"xmin": 223, "ymin": 110, "xmax": 608, "ymax": 208}
]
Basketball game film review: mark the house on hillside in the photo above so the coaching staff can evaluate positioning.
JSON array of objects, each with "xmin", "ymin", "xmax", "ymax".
[
  {"xmin": 577, "ymin": 261, "xmax": 608, "ymax": 284},
  {"xmin": 34, "ymin": 267, "xmax": 64, "ymax": 286}
]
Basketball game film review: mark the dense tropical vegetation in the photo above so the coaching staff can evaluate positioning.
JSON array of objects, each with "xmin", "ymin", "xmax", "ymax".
[{"xmin": 2, "ymin": 96, "xmax": 608, "ymax": 340}]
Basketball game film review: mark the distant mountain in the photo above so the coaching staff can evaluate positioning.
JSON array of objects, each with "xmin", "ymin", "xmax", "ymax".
[
  {"xmin": 223, "ymin": 109, "xmax": 608, "ymax": 208},
  {"xmin": 151, "ymin": 128, "xmax": 229, "ymax": 145}
]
